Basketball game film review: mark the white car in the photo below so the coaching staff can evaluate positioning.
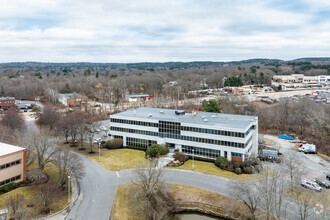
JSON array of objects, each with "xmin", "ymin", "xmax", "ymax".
[
  {"xmin": 301, "ymin": 179, "xmax": 322, "ymax": 192},
  {"xmin": 100, "ymin": 126, "xmax": 107, "ymax": 131}
]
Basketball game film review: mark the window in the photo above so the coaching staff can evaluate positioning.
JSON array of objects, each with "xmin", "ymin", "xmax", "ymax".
[
  {"xmin": 0, "ymin": 160, "xmax": 21, "ymax": 171},
  {"xmin": 232, "ymin": 152, "xmax": 242, "ymax": 158},
  {"xmin": 0, "ymin": 175, "xmax": 21, "ymax": 186}
]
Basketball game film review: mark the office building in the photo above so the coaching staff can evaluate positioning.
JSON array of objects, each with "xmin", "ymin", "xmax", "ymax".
[
  {"xmin": 109, "ymin": 107, "xmax": 258, "ymax": 163},
  {"xmin": 0, "ymin": 142, "xmax": 26, "ymax": 186}
]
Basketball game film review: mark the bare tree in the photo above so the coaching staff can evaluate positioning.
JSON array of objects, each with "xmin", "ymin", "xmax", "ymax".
[
  {"xmin": 86, "ymin": 122, "xmax": 100, "ymax": 153},
  {"xmin": 28, "ymin": 129, "xmax": 58, "ymax": 170},
  {"xmin": 36, "ymin": 183, "xmax": 60, "ymax": 214},
  {"xmin": 231, "ymin": 181, "xmax": 264, "ymax": 220},
  {"xmin": 1, "ymin": 108, "xmax": 26, "ymax": 132},
  {"xmin": 37, "ymin": 105, "xmax": 61, "ymax": 129},
  {"xmin": 6, "ymin": 193, "xmax": 25, "ymax": 218},
  {"xmin": 131, "ymin": 162, "xmax": 174, "ymax": 220},
  {"xmin": 52, "ymin": 147, "xmax": 85, "ymax": 187}
]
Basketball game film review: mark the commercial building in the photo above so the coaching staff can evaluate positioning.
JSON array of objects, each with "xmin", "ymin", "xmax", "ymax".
[
  {"xmin": 271, "ymin": 74, "xmax": 329, "ymax": 90},
  {"xmin": 0, "ymin": 142, "xmax": 26, "ymax": 186},
  {"xmin": 0, "ymin": 97, "xmax": 16, "ymax": 110},
  {"xmin": 109, "ymin": 107, "xmax": 258, "ymax": 163},
  {"xmin": 58, "ymin": 93, "xmax": 88, "ymax": 107},
  {"xmin": 126, "ymin": 94, "xmax": 152, "ymax": 102}
]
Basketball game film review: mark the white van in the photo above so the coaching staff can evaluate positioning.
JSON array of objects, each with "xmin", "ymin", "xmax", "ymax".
[{"xmin": 303, "ymin": 144, "xmax": 316, "ymax": 154}]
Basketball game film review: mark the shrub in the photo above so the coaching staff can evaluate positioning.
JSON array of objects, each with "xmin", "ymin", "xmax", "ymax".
[
  {"xmin": 174, "ymin": 149, "xmax": 179, "ymax": 152},
  {"xmin": 226, "ymin": 162, "xmax": 234, "ymax": 172},
  {"xmin": 145, "ymin": 144, "xmax": 169, "ymax": 157},
  {"xmin": 232, "ymin": 161, "xmax": 240, "ymax": 169},
  {"xmin": 0, "ymin": 183, "xmax": 19, "ymax": 194},
  {"xmin": 235, "ymin": 168, "xmax": 242, "ymax": 174},
  {"xmin": 105, "ymin": 138, "xmax": 123, "ymax": 149},
  {"xmin": 254, "ymin": 165, "xmax": 262, "ymax": 173},
  {"xmin": 215, "ymin": 156, "xmax": 228, "ymax": 169},
  {"xmin": 243, "ymin": 167, "xmax": 253, "ymax": 174},
  {"xmin": 173, "ymin": 152, "xmax": 189, "ymax": 163}
]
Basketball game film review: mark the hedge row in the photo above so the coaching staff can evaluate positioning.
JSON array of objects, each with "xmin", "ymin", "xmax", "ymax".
[{"xmin": 215, "ymin": 156, "xmax": 262, "ymax": 174}]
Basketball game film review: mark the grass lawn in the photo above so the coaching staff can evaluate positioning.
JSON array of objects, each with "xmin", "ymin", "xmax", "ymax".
[
  {"xmin": 0, "ymin": 162, "xmax": 69, "ymax": 219},
  {"xmin": 69, "ymin": 146, "xmax": 149, "ymax": 170},
  {"xmin": 170, "ymin": 160, "xmax": 268, "ymax": 181},
  {"xmin": 111, "ymin": 182, "xmax": 266, "ymax": 220}
]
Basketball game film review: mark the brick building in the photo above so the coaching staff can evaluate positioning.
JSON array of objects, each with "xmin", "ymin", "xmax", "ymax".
[
  {"xmin": 0, "ymin": 97, "xmax": 16, "ymax": 110},
  {"xmin": 59, "ymin": 93, "xmax": 88, "ymax": 107}
]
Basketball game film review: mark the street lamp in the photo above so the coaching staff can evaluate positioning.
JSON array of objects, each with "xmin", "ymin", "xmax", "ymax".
[
  {"xmin": 192, "ymin": 149, "xmax": 194, "ymax": 171},
  {"xmin": 68, "ymin": 175, "xmax": 71, "ymax": 203},
  {"xmin": 98, "ymin": 142, "xmax": 101, "ymax": 162}
]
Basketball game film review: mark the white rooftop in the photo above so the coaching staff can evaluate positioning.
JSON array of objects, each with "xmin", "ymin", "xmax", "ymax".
[
  {"xmin": 112, "ymin": 107, "xmax": 257, "ymax": 130},
  {"xmin": 0, "ymin": 142, "xmax": 25, "ymax": 157}
]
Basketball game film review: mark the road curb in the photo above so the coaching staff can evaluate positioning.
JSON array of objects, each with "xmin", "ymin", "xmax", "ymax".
[{"xmin": 38, "ymin": 177, "xmax": 80, "ymax": 220}]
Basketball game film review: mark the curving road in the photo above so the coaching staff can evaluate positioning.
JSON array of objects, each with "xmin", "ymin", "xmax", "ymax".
[{"xmin": 65, "ymin": 156, "xmax": 235, "ymax": 220}]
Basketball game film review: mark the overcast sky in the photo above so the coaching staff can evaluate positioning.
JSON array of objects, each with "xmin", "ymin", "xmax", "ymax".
[{"xmin": 0, "ymin": 0, "xmax": 330, "ymax": 62}]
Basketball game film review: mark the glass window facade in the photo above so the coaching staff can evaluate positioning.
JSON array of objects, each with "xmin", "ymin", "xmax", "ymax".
[
  {"xmin": 110, "ymin": 126, "xmax": 247, "ymax": 148},
  {"xmin": 126, "ymin": 137, "xmax": 156, "ymax": 149},
  {"xmin": 111, "ymin": 117, "xmax": 247, "ymax": 138},
  {"xmin": 182, "ymin": 145, "xmax": 221, "ymax": 159}
]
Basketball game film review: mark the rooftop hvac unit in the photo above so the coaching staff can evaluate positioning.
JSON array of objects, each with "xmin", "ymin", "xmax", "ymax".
[
  {"xmin": 160, "ymin": 110, "xmax": 164, "ymax": 114},
  {"xmin": 148, "ymin": 114, "xmax": 152, "ymax": 117},
  {"xmin": 204, "ymin": 118, "xmax": 208, "ymax": 122},
  {"xmin": 202, "ymin": 115, "xmax": 206, "ymax": 119},
  {"xmin": 212, "ymin": 114, "xmax": 215, "ymax": 118}
]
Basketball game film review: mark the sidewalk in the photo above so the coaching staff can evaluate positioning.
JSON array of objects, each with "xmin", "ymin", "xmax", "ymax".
[{"xmin": 39, "ymin": 177, "xmax": 79, "ymax": 220}]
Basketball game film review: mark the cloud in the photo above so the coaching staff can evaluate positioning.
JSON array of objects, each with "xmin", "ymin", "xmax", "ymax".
[{"xmin": 0, "ymin": 0, "xmax": 329, "ymax": 62}]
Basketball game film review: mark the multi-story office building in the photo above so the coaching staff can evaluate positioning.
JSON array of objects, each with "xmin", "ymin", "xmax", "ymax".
[
  {"xmin": 0, "ymin": 142, "xmax": 26, "ymax": 186},
  {"xmin": 109, "ymin": 107, "xmax": 258, "ymax": 163}
]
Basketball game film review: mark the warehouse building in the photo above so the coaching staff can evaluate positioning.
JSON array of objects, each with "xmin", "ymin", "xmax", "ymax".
[
  {"xmin": 0, "ymin": 143, "xmax": 26, "ymax": 186},
  {"xmin": 109, "ymin": 107, "xmax": 258, "ymax": 163}
]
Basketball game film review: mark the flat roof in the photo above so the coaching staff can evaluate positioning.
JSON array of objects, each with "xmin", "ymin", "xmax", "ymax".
[
  {"xmin": 0, "ymin": 142, "xmax": 25, "ymax": 157},
  {"xmin": 0, "ymin": 97, "xmax": 15, "ymax": 100},
  {"xmin": 127, "ymin": 94, "xmax": 150, "ymax": 98},
  {"xmin": 112, "ymin": 107, "xmax": 257, "ymax": 130},
  {"xmin": 59, "ymin": 93, "xmax": 86, "ymax": 99}
]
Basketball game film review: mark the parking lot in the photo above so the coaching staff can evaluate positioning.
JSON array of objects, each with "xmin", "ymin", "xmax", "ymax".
[{"xmin": 263, "ymin": 134, "xmax": 330, "ymax": 180}]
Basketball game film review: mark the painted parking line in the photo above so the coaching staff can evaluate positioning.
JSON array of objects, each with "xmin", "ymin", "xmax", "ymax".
[{"xmin": 116, "ymin": 171, "xmax": 120, "ymax": 178}]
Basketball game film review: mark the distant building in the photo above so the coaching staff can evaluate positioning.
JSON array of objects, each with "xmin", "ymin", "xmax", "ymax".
[
  {"xmin": 126, "ymin": 94, "xmax": 152, "ymax": 102},
  {"xmin": 0, "ymin": 142, "xmax": 26, "ymax": 186},
  {"xmin": 0, "ymin": 97, "xmax": 15, "ymax": 110},
  {"xmin": 58, "ymin": 93, "xmax": 88, "ymax": 107},
  {"xmin": 315, "ymin": 75, "xmax": 330, "ymax": 85},
  {"xmin": 110, "ymin": 107, "xmax": 258, "ymax": 163},
  {"xmin": 271, "ymin": 74, "xmax": 328, "ymax": 90}
]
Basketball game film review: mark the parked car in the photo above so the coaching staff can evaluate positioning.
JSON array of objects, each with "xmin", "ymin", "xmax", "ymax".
[
  {"xmin": 258, "ymin": 138, "xmax": 264, "ymax": 144},
  {"xmin": 327, "ymin": 174, "xmax": 330, "ymax": 181},
  {"xmin": 313, "ymin": 178, "xmax": 330, "ymax": 189},
  {"xmin": 290, "ymin": 139, "xmax": 301, "ymax": 143},
  {"xmin": 298, "ymin": 145, "xmax": 306, "ymax": 152},
  {"xmin": 303, "ymin": 144, "xmax": 316, "ymax": 154},
  {"xmin": 301, "ymin": 179, "xmax": 322, "ymax": 192},
  {"xmin": 93, "ymin": 138, "xmax": 102, "ymax": 144}
]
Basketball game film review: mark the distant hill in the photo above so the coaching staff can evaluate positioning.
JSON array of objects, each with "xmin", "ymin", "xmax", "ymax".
[
  {"xmin": 290, "ymin": 57, "xmax": 330, "ymax": 62},
  {"xmin": 0, "ymin": 57, "xmax": 329, "ymax": 70}
]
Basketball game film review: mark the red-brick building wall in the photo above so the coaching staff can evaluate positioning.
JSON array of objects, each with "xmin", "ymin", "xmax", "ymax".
[{"xmin": 0, "ymin": 98, "xmax": 15, "ymax": 110}]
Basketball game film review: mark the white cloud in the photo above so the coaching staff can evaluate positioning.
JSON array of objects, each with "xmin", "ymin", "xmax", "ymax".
[{"xmin": 0, "ymin": 0, "xmax": 329, "ymax": 62}]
